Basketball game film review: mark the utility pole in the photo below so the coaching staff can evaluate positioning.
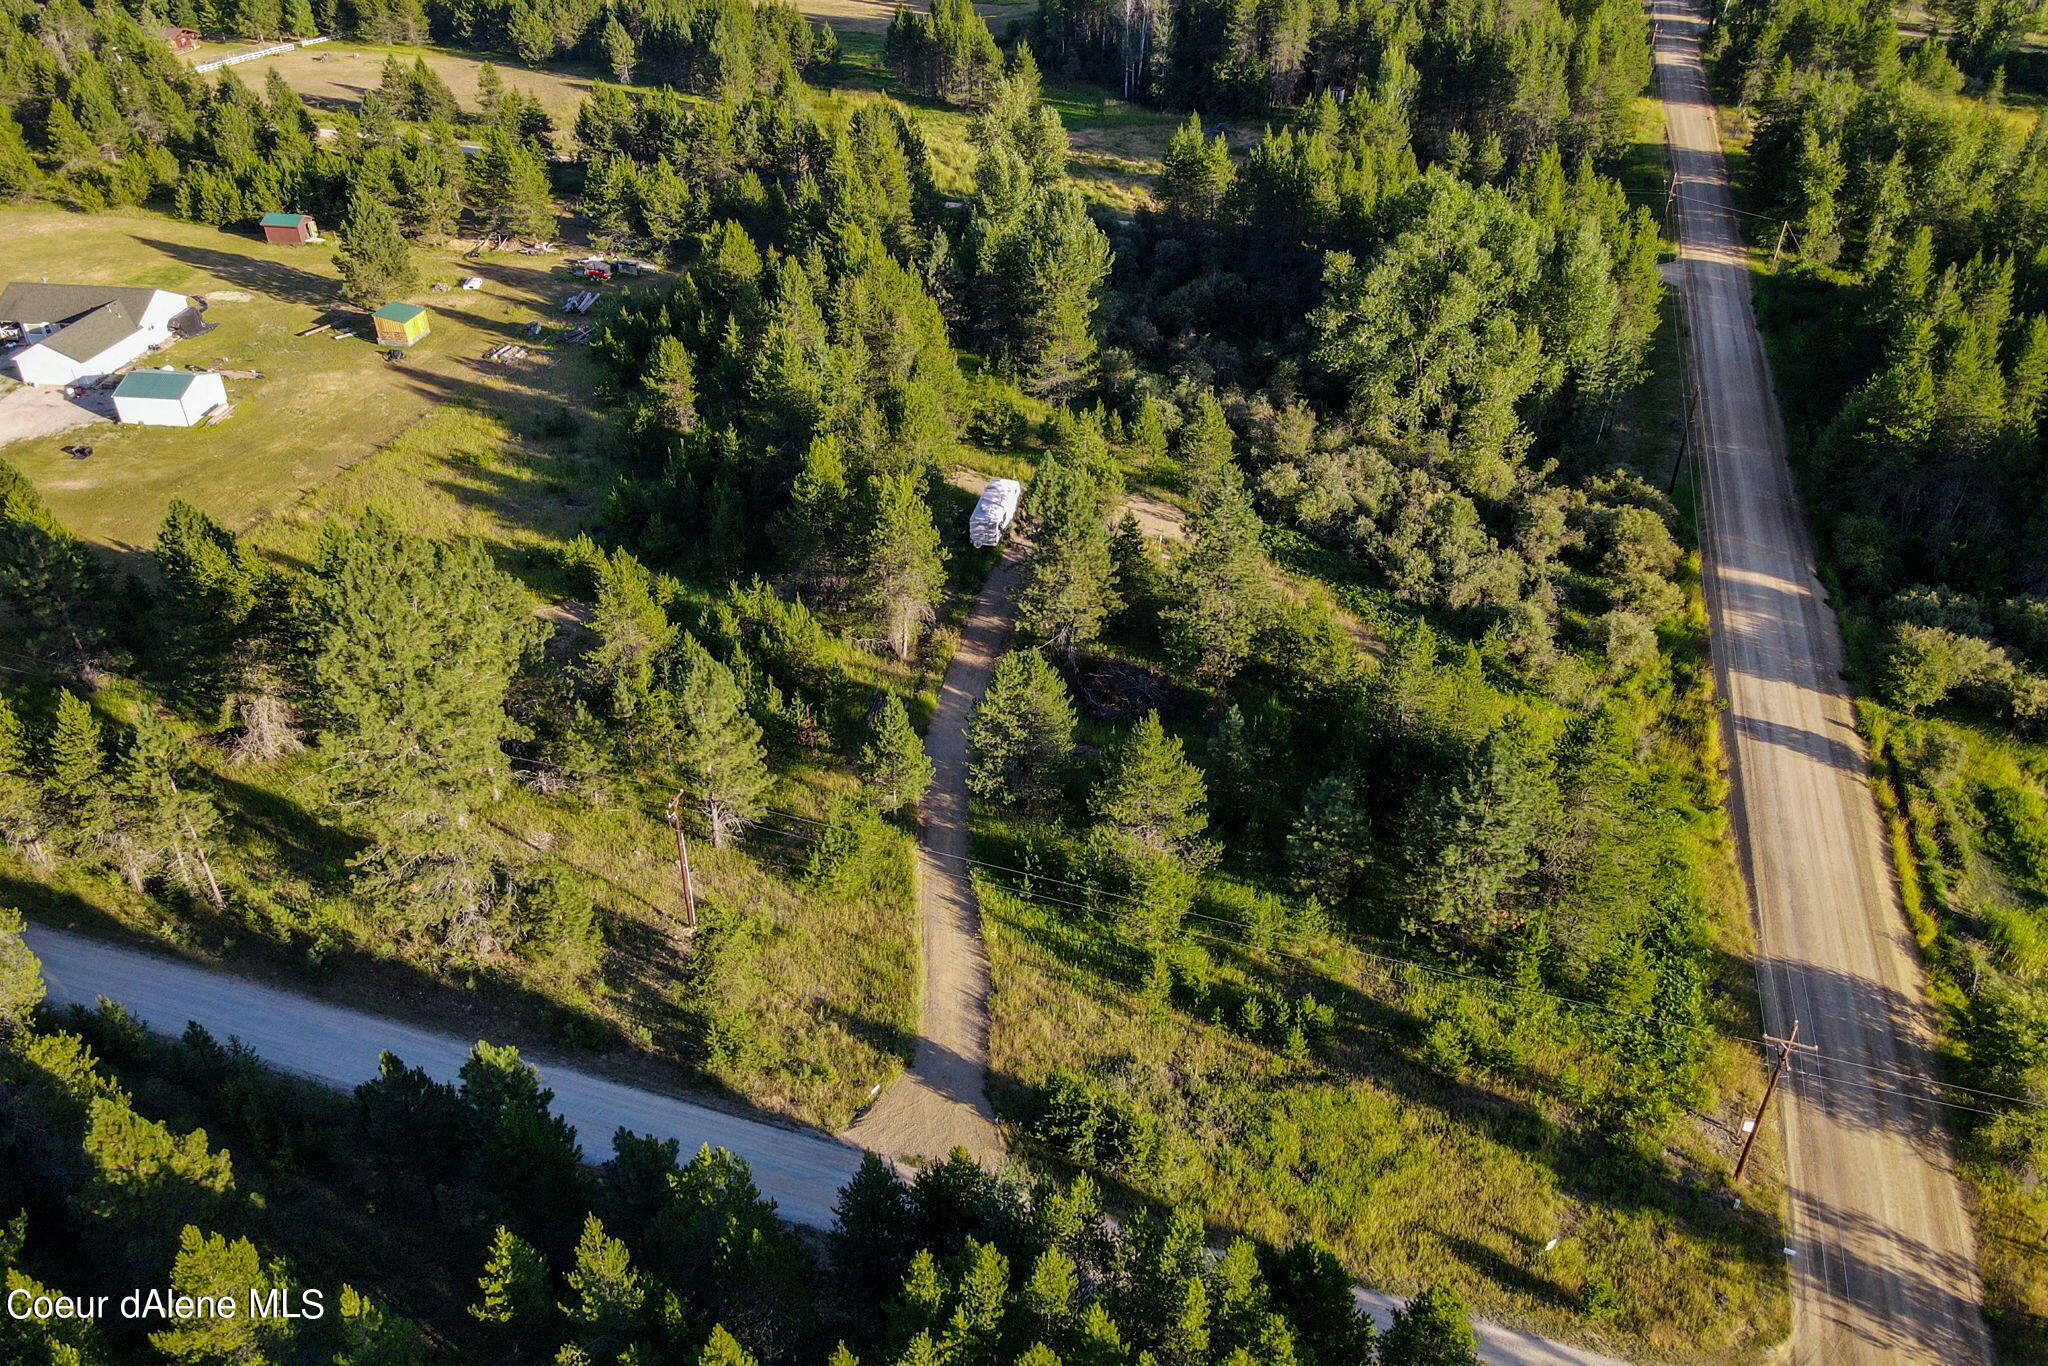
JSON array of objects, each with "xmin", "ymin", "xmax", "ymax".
[
  {"xmin": 1769, "ymin": 219, "xmax": 1790, "ymax": 271},
  {"xmin": 1667, "ymin": 387, "xmax": 1698, "ymax": 497},
  {"xmin": 1734, "ymin": 1020, "xmax": 1816, "ymax": 1182},
  {"xmin": 664, "ymin": 789, "xmax": 698, "ymax": 930}
]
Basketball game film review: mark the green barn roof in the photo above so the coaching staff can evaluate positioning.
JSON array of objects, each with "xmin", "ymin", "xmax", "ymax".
[
  {"xmin": 259, "ymin": 212, "xmax": 310, "ymax": 227},
  {"xmin": 372, "ymin": 302, "xmax": 425, "ymax": 322},
  {"xmin": 114, "ymin": 369, "xmax": 201, "ymax": 399}
]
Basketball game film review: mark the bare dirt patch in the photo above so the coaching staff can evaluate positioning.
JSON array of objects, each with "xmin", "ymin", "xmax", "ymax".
[{"xmin": 0, "ymin": 384, "xmax": 115, "ymax": 447}]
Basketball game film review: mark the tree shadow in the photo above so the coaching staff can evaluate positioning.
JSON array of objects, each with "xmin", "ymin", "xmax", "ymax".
[{"xmin": 131, "ymin": 236, "xmax": 338, "ymax": 309}]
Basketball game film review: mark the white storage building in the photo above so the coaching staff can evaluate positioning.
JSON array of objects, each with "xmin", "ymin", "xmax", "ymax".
[
  {"xmin": 1, "ymin": 282, "xmax": 193, "ymax": 386},
  {"xmin": 113, "ymin": 368, "xmax": 226, "ymax": 427}
]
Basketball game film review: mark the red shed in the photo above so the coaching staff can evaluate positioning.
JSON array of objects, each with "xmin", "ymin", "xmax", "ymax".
[
  {"xmin": 164, "ymin": 26, "xmax": 198, "ymax": 52},
  {"xmin": 260, "ymin": 212, "xmax": 318, "ymax": 245}
]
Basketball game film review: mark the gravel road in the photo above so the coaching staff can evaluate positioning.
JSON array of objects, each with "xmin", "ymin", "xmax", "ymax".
[
  {"xmin": 25, "ymin": 922, "xmax": 865, "ymax": 1230},
  {"xmin": 1653, "ymin": 2, "xmax": 1992, "ymax": 1360},
  {"xmin": 840, "ymin": 540, "xmax": 1021, "ymax": 1167}
]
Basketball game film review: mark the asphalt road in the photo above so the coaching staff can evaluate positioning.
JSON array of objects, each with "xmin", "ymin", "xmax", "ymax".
[
  {"xmin": 24, "ymin": 922, "xmax": 866, "ymax": 1231},
  {"xmin": 841, "ymin": 538, "xmax": 1019, "ymax": 1168},
  {"xmin": 1652, "ymin": 3, "xmax": 1993, "ymax": 1360}
]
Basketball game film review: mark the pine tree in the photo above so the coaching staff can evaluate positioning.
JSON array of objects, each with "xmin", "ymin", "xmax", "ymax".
[
  {"xmin": 1009, "ymin": 186, "xmax": 1112, "ymax": 397},
  {"xmin": 669, "ymin": 637, "xmax": 772, "ymax": 845},
  {"xmin": 467, "ymin": 123, "xmax": 554, "ymax": 238},
  {"xmin": 561, "ymin": 1215, "xmax": 644, "ymax": 1359},
  {"xmin": 860, "ymin": 473, "xmax": 946, "ymax": 662},
  {"xmin": 1160, "ymin": 467, "xmax": 1268, "ymax": 694},
  {"xmin": 968, "ymin": 650, "xmax": 1076, "ymax": 807},
  {"xmin": 458, "ymin": 1043, "xmax": 585, "ymax": 1244},
  {"xmin": 507, "ymin": 1, "xmax": 555, "ymax": 64},
  {"xmin": 1380, "ymin": 1284, "xmax": 1478, "ymax": 1366},
  {"xmin": 1095, "ymin": 711, "xmax": 1206, "ymax": 855},
  {"xmin": 306, "ymin": 513, "xmax": 538, "ymax": 940},
  {"xmin": 112, "ymin": 708, "xmax": 225, "ymax": 908},
  {"xmin": 1262, "ymin": 1241, "xmax": 1374, "ymax": 1366},
  {"xmin": 331, "ymin": 1286, "xmax": 430, "ymax": 1366},
  {"xmin": 1176, "ymin": 391, "xmax": 1233, "ymax": 490},
  {"xmin": 698, "ymin": 1326, "xmax": 760, "ymax": 1366},
  {"xmin": 602, "ymin": 12, "xmax": 637, "ymax": 83},
  {"xmin": 334, "ymin": 188, "xmax": 418, "ymax": 308},
  {"xmin": 1403, "ymin": 723, "xmax": 1551, "ymax": 946},
  {"xmin": 149, "ymin": 1228, "xmax": 295, "ymax": 1365},
  {"xmin": 641, "ymin": 334, "xmax": 698, "ymax": 433},
  {"xmin": 0, "ymin": 904, "xmax": 42, "ymax": 1035},
  {"xmin": 1019, "ymin": 1247, "xmax": 1080, "ymax": 1348},
  {"xmin": 829, "ymin": 1152, "xmax": 913, "ymax": 1311},
  {"xmin": 0, "ymin": 465, "xmax": 109, "ymax": 662},
  {"xmin": 779, "ymin": 434, "xmax": 851, "ymax": 584},
  {"xmin": 861, "ymin": 695, "xmax": 933, "ymax": 814},
  {"xmin": 41, "ymin": 690, "xmax": 106, "ymax": 850},
  {"xmin": 0, "ymin": 698, "xmax": 47, "ymax": 866},
  {"xmin": 583, "ymin": 546, "xmax": 676, "ymax": 693},
  {"xmin": 475, "ymin": 62, "xmax": 506, "ymax": 119},
  {"xmin": 1158, "ymin": 113, "xmax": 1234, "ymax": 220},
  {"xmin": 1019, "ymin": 417, "xmax": 1121, "ymax": 662},
  {"xmin": 1287, "ymin": 773, "xmax": 1369, "ymax": 908},
  {"xmin": 940, "ymin": 1241, "xmax": 1010, "ymax": 1365},
  {"xmin": 470, "ymin": 1225, "xmax": 554, "ymax": 1346}
]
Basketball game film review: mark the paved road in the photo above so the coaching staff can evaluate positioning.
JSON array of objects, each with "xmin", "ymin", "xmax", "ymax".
[
  {"xmin": 24, "ymin": 923, "xmax": 865, "ymax": 1230},
  {"xmin": 841, "ymin": 539, "xmax": 1020, "ymax": 1167},
  {"xmin": 1652, "ymin": 3, "xmax": 1992, "ymax": 1361}
]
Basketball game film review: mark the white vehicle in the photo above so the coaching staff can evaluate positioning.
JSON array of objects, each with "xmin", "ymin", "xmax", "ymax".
[{"xmin": 968, "ymin": 478, "xmax": 1022, "ymax": 548}]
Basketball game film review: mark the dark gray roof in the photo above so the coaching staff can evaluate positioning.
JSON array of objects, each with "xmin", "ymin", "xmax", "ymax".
[
  {"xmin": 39, "ymin": 302, "xmax": 139, "ymax": 361},
  {"xmin": 0, "ymin": 282, "xmax": 180, "ymax": 366},
  {"xmin": 0, "ymin": 281, "xmax": 164, "ymax": 327}
]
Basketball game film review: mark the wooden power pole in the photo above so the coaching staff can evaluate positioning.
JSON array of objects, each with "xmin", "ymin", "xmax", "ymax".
[
  {"xmin": 664, "ymin": 790, "xmax": 698, "ymax": 930},
  {"xmin": 1734, "ymin": 1020, "xmax": 1816, "ymax": 1182}
]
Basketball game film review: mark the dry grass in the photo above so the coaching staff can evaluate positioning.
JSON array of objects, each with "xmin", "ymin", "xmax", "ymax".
[{"xmin": 189, "ymin": 40, "xmax": 618, "ymax": 129}]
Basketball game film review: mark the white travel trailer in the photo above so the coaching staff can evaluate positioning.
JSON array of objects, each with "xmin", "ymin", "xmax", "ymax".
[{"xmin": 968, "ymin": 478, "xmax": 1023, "ymax": 548}]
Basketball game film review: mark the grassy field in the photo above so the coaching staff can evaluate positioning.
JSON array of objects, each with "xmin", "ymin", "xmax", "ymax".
[
  {"xmin": 0, "ymin": 202, "xmax": 931, "ymax": 1131},
  {"xmin": 0, "ymin": 205, "xmax": 601, "ymax": 557},
  {"xmin": 980, "ymin": 859, "xmax": 1786, "ymax": 1362},
  {"xmin": 186, "ymin": 38, "xmax": 623, "ymax": 129}
]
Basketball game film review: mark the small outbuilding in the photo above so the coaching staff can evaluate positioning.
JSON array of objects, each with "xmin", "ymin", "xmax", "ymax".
[
  {"xmin": 259, "ymin": 212, "xmax": 319, "ymax": 245},
  {"xmin": 113, "ymin": 368, "xmax": 226, "ymax": 427},
  {"xmin": 164, "ymin": 25, "xmax": 197, "ymax": 51},
  {"xmin": 372, "ymin": 302, "xmax": 429, "ymax": 347}
]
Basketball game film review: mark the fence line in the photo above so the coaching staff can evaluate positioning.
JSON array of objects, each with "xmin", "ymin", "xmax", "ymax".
[{"xmin": 191, "ymin": 36, "xmax": 326, "ymax": 73}]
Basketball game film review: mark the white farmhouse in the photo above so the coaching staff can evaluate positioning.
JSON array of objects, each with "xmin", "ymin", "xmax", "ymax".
[
  {"xmin": 112, "ymin": 368, "xmax": 226, "ymax": 427},
  {"xmin": 0, "ymin": 282, "xmax": 195, "ymax": 386}
]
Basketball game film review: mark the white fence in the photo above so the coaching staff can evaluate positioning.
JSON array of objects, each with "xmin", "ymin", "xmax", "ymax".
[{"xmin": 192, "ymin": 36, "xmax": 327, "ymax": 73}]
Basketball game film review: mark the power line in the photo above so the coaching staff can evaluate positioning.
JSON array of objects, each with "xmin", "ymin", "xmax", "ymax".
[{"xmin": 738, "ymin": 808, "xmax": 2048, "ymax": 1120}]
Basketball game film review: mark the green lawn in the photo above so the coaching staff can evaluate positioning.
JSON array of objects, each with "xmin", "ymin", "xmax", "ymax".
[{"xmin": 0, "ymin": 205, "xmax": 607, "ymax": 556}]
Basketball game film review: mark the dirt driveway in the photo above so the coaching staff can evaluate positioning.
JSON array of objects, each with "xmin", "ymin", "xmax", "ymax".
[{"xmin": 0, "ymin": 383, "xmax": 115, "ymax": 447}]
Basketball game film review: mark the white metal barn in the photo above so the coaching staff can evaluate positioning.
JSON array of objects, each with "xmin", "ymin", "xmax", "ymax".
[
  {"xmin": 968, "ymin": 478, "xmax": 1023, "ymax": 548},
  {"xmin": 113, "ymin": 369, "xmax": 226, "ymax": 427},
  {"xmin": 1, "ymin": 282, "xmax": 193, "ymax": 386}
]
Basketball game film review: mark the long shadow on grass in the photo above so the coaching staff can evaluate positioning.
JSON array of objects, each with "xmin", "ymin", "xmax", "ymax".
[
  {"xmin": 208, "ymin": 770, "xmax": 362, "ymax": 888},
  {"xmin": 997, "ymin": 881, "xmax": 1786, "ymax": 1288},
  {"xmin": 132, "ymin": 236, "xmax": 338, "ymax": 308}
]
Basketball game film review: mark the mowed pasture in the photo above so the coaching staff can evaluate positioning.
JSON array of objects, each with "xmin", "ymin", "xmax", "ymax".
[
  {"xmin": 0, "ymin": 205, "xmax": 607, "ymax": 556},
  {"xmin": 188, "ymin": 39, "xmax": 616, "ymax": 128}
]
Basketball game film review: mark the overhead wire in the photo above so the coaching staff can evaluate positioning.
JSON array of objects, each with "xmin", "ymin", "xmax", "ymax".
[{"xmin": 735, "ymin": 807, "xmax": 2048, "ymax": 1121}]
